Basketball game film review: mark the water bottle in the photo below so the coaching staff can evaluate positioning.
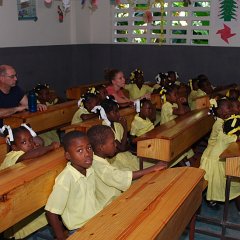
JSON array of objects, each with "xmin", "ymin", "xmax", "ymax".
[{"xmin": 28, "ymin": 90, "xmax": 37, "ymax": 112}]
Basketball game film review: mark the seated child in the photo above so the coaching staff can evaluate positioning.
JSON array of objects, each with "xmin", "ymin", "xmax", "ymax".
[
  {"xmin": 230, "ymin": 98, "xmax": 240, "ymax": 115},
  {"xmin": 153, "ymin": 72, "xmax": 168, "ymax": 90},
  {"xmin": 34, "ymin": 83, "xmax": 63, "ymax": 106},
  {"xmin": 0, "ymin": 125, "xmax": 60, "ymax": 239},
  {"xmin": 130, "ymin": 98, "xmax": 155, "ymax": 137},
  {"xmin": 200, "ymin": 115, "xmax": 240, "ymax": 209},
  {"xmin": 200, "ymin": 98, "xmax": 232, "ymax": 169},
  {"xmin": 226, "ymin": 88, "xmax": 240, "ymax": 100},
  {"xmin": 87, "ymin": 124, "xmax": 166, "ymax": 208},
  {"xmin": 196, "ymin": 76, "xmax": 213, "ymax": 97},
  {"xmin": 95, "ymin": 84, "xmax": 108, "ymax": 103},
  {"xmin": 45, "ymin": 131, "xmax": 101, "ymax": 239},
  {"xmin": 167, "ymin": 71, "xmax": 181, "ymax": 86},
  {"xmin": 124, "ymin": 68, "xmax": 153, "ymax": 100},
  {"xmin": 71, "ymin": 91, "xmax": 99, "ymax": 124},
  {"xmin": 188, "ymin": 78, "xmax": 199, "ymax": 110},
  {"xmin": 160, "ymin": 84, "xmax": 190, "ymax": 125}
]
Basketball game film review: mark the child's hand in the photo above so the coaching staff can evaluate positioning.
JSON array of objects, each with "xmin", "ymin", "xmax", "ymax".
[
  {"xmin": 179, "ymin": 97, "xmax": 187, "ymax": 104},
  {"xmin": 143, "ymin": 93, "xmax": 151, "ymax": 100},
  {"xmin": 154, "ymin": 162, "xmax": 167, "ymax": 171},
  {"xmin": 118, "ymin": 116, "xmax": 127, "ymax": 130},
  {"xmin": 50, "ymin": 142, "xmax": 60, "ymax": 150}
]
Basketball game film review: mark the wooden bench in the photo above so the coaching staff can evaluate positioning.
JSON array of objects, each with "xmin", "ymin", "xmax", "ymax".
[
  {"xmin": 135, "ymin": 109, "xmax": 214, "ymax": 167},
  {"xmin": 66, "ymin": 81, "xmax": 108, "ymax": 100},
  {"xmin": 3, "ymin": 100, "xmax": 78, "ymax": 133},
  {"xmin": 69, "ymin": 167, "xmax": 205, "ymax": 240},
  {"xmin": 61, "ymin": 107, "xmax": 136, "ymax": 133},
  {"xmin": 0, "ymin": 148, "xmax": 67, "ymax": 232},
  {"xmin": 195, "ymin": 95, "xmax": 210, "ymax": 110}
]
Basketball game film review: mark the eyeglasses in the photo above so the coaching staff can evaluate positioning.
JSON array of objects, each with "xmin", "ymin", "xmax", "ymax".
[{"xmin": 4, "ymin": 74, "xmax": 17, "ymax": 79}]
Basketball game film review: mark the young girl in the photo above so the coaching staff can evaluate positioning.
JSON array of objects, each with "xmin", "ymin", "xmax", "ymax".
[
  {"xmin": 167, "ymin": 71, "xmax": 181, "ymax": 86},
  {"xmin": 160, "ymin": 84, "xmax": 190, "ymax": 125},
  {"xmin": 0, "ymin": 125, "xmax": 60, "ymax": 239},
  {"xmin": 105, "ymin": 68, "xmax": 132, "ymax": 107},
  {"xmin": 153, "ymin": 72, "xmax": 168, "ymax": 90},
  {"xmin": 196, "ymin": 77, "xmax": 213, "ymax": 97},
  {"xmin": 226, "ymin": 88, "xmax": 240, "ymax": 100},
  {"xmin": 95, "ymin": 84, "xmax": 108, "ymax": 103},
  {"xmin": 71, "ymin": 92, "xmax": 99, "ymax": 124},
  {"xmin": 200, "ymin": 98, "xmax": 232, "ymax": 169},
  {"xmin": 124, "ymin": 68, "xmax": 153, "ymax": 100},
  {"xmin": 200, "ymin": 115, "xmax": 240, "ymax": 209},
  {"xmin": 34, "ymin": 83, "xmax": 62, "ymax": 106},
  {"xmin": 130, "ymin": 98, "xmax": 155, "ymax": 137},
  {"xmin": 188, "ymin": 78, "xmax": 199, "ymax": 110}
]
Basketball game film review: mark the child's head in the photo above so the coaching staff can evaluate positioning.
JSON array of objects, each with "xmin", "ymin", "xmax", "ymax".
[
  {"xmin": 198, "ymin": 77, "xmax": 213, "ymax": 94},
  {"xmin": 230, "ymin": 99, "xmax": 240, "ymax": 115},
  {"xmin": 160, "ymin": 84, "xmax": 178, "ymax": 104},
  {"xmin": 34, "ymin": 84, "xmax": 51, "ymax": 102},
  {"xmin": 223, "ymin": 115, "xmax": 240, "ymax": 137},
  {"xmin": 62, "ymin": 131, "xmax": 93, "ymax": 173},
  {"xmin": 96, "ymin": 85, "xmax": 108, "ymax": 102},
  {"xmin": 3, "ymin": 126, "xmax": 35, "ymax": 152},
  {"xmin": 227, "ymin": 88, "xmax": 240, "ymax": 100},
  {"xmin": 100, "ymin": 97, "xmax": 120, "ymax": 123},
  {"xmin": 87, "ymin": 125, "xmax": 116, "ymax": 158},
  {"xmin": 79, "ymin": 92, "xmax": 99, "ymax": 112},
  {"xmin": 210, "ymin": 98, "xmax": 232, "ymax": 119},
  {"xmin": 167, "ymin": 71, "xmax": 179, "ymax": 83},
  {"xmin": 129, "ymin": 69, "xmax": 144, "ymax": 87},
  {"xmin": 188, "ymin": 78, "xmax": 199, "ymax": 91},
  {"xmin": 139, "ymin": 98, "xmax": 154, "ymax": 119},
  {"xmin": 104, "ymin": 68, "xmax": 125, "ymax": 88},
  {"xmin": 155, "ymin": 72, "xmax": 168, "ymax": 86}
]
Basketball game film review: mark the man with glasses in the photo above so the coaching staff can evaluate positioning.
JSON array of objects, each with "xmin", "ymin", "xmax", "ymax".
[{"xmin": 0, "ymin": 64, "xmax": 46, "ymax": 127}]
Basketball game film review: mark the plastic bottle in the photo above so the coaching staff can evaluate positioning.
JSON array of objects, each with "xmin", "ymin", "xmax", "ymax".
[{"xmin": 28, "ymin": 90, "xmax": 37, "ymax": 112}]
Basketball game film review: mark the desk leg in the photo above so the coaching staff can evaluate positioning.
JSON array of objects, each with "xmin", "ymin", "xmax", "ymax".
[
  {"xmin": 189, "ymin": 213, "xmax": 196, "ymax": 240},
  {"xmin": 221, "ymin": 176, "xmax": 231, "ymax": 239},
  {"xmin": 139, "ymin": 157, "xmax": 143, "ymax": 170}
]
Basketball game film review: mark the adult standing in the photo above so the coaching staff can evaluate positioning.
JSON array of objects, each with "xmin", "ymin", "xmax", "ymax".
[{"xmin": 0, "ymin": 65, "xmax": 46, "ymax": 127}]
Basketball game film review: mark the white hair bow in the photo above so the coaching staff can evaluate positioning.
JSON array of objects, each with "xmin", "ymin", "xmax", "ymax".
[
  {"xmin": 21, "ymin": 124, "xmax": 37, "ymax": 137},
  {"xmin": 134, "ymin": 99, "xmax": 141, "ymax": 113},
  {"xmin": 91, "ymin": 105, "xmax": 111, "ymax": 126},
  {"xmin": 1, "ymin": 125, "xmax": 13, "ymax": 145}
]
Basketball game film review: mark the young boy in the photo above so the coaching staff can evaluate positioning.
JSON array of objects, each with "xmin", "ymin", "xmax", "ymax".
[
  {"xmin": 45, "ymin": 131, "xmax": 101, "ymax": 239},
  {"xmin": 87, "ymin": 125, "xmax": 166, "ymax": 208}
]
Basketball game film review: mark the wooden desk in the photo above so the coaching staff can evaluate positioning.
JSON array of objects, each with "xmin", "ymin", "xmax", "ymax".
[
  {"xmin": 135, "ymin": 109, "xmax": 214, "ymax": 165},
  {"xmin": 0, "ymin": 148, "xmax": 66, "ymax": 232},
  {"xmin": 3, "ymin": 100, "xmax": 78, "ymax": 132},
  {"xmin": 69, "ymin": 167, "xmax": 205, "ymax": 240},
  {"xmin": 66, "ymin": 81, "xmax": 108, "ymax": 100},
  {"xmin": 195, "ymin": 95, "xmax": 210, "ymax": 110},
  {"xmin": 61, "ymin": 107, "xmax": 136, "ymax": 133}
]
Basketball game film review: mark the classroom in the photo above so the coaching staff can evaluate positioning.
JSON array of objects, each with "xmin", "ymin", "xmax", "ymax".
[{"xmin": 0, "ymin": 1, "xmax": 240, "ymax": 240}]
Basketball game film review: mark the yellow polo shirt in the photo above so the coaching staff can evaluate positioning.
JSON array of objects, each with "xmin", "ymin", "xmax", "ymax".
[
  {"xmin": 188, "ymin": 90, "xmax": 198, "ymax": 110},
  {"xmin": 124, "ymin": 84, "xmax": 153, "ymax": 100},
  {"xmin": 45, "ymin": 163, "xmax": 100, "ymax": 230},
  {"xmin": 130, "ymin": 113, "xmax": 154, "ymax": 137},
  {"xmin": 0, "ymin": 150, "xmax": 25, "ymax": 170},
  {"xmin": 92, "ymin": 154, "xmax": 132, "ymax": 208},
  {"xmin": 160, "ymin": 101, "xmax": 178, "ymax": 124},
  {"xmin": 71, "ymin": 107, "xmax": 90, "ymax": 124},
  {"xmin": 196, "ymin": 89, "xmax": 207, "ymax": 98}
]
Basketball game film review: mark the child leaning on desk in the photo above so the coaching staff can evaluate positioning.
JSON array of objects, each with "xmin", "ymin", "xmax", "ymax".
[
  {"xmin": 0, "ymin": 124, "xmax": 60, "ymax": 239},
  {"xmin": 200, "ymin": 115, "xmax": 240, "ymax": 210},
  {"xmin": 87, "ymin": 125, "xmax": 166, "ymax": 208},
  {"xmin": 45, "ymin": 131, "xmax": 102, "ymax": 239}
]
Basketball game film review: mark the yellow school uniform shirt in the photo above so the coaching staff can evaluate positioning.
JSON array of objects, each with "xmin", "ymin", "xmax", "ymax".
[
  {"xmin": 102, "ymin": 120, "xmax": 139, "ymax": 171},
  {"xmin": 160, "ymin": 101, "xmax": 178, "ymax": 125},
  {"xmin": 195, "ymin": 89, "xmax": 207, "ymax": 98},
  {"xmin": 130, "ymin": 113, "xmax": 154, "ymax": 137},
  {"xmin": 200, "ymin": 132, "xmax": 240, "ymax": 202},
  {"xmin": 200, "ymin": 117, "xmax": 224, "ymax": 165},
  {"xmin": 0, "ymin": 150, "xmax": 24, "ymax": 170},
  {"xmin": 124, "ymin": 84, "xmax": 153, "ymax": 100},
  {"xmin": 92, "ymin": 154, "xmax": 132, "ymax": 208},
  {"xmin": 71, "ymin": 107, "xmax": 90, "ymax": 124},
  {"xmin": 188, "ymin": 90, "xmax": 198, "ymax": 110},
  {"xmin": 45, "ymin": 162, "xmax": 100, "ymax": 230}
]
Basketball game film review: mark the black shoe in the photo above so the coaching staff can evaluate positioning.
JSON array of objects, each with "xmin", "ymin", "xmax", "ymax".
[{"xmin": 207, "ymin": 201, "xmax": 220, "ymax": 210}]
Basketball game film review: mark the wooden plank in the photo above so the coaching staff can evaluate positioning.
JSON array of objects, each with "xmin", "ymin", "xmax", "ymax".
[
  {"xmin": 195, "ymin": 96, "xmax": 210, "ymax": 110},
  {"xmin": 136, "ymin": 109, "xmax": 214, "ymax": 163},
  {"xmin": 0, "ymin": 137, "xmax": 8, "ymax": 165},
  {"xmin": 0, "ymin": 148, "xmax": 67, "ymax": 232},
  {"xmin": 3, "ymin": 100, "xmax": 78, "ymax": 132},
  {"xmin": 68, "ymin": 167, "xmax": 205, "ymax": 240}
]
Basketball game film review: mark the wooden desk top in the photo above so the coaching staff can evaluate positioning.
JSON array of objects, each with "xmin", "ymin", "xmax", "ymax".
[
  {"xmin": 220, "ymin": 142, "xmax": 240, "ymax": 159},
  {"xmin": 3, "ymin": 100, "xmax": 78, "ymax": 132},
  {"xmin": 0, "ymin": 148, "xmax": 67, "ymax": 232},
  {"xmin": 135, "ymin": 109, "xmax": 214, "ymax": 163},
  {"xmin": 69, "ymin": 167, "xmax": 205, "ymax": 240}
]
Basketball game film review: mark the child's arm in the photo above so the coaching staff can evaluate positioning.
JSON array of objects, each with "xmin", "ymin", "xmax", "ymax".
[
  {"xmin": 132, "ymin": 161, "xmax": 166, "ymax": 180},
  {"xmin": 16, "ymin": 142, "xmax": 60, "ymax": 162},
  {"xmin": 116, "ymin": 116, "xmax": 129, "ymax": 152},
  {"xmin": 46, "ymin": 211, "xmax": 66, "ymax": 240},
  {"xmin": 81, "ymin": 112, "xmax": 98, "ymax": 121}
]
